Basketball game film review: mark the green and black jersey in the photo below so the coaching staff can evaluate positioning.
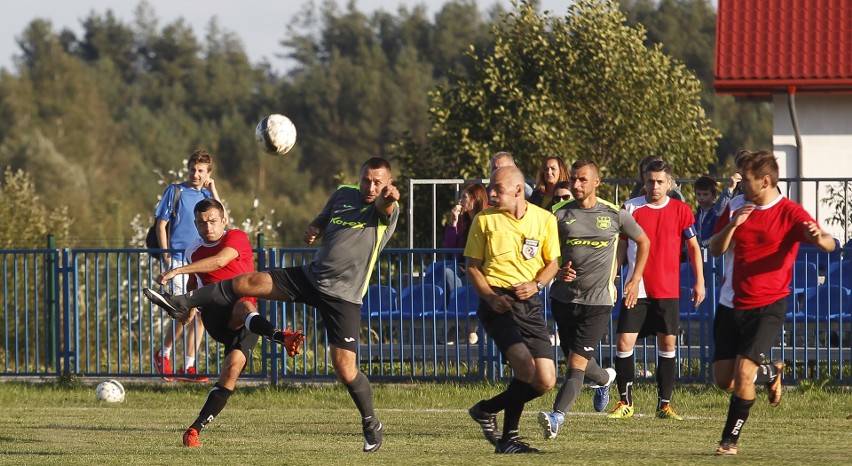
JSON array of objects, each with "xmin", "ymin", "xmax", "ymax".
[
  {"xmin": 304, "ymin": 185, "xmax": 399, "ymax": 304},
  {"xmin": 549, "ymin": 199, "xmax": 644, "ymax": 306}
]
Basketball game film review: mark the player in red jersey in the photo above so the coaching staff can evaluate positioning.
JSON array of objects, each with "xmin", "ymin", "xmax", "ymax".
[
  {"xmin": 154, "ymin": 198, "xmax": 303, "ymax": 447},
  {"xmin": 709, "ymin": 150, "xmax": 835, "ymax": 456},
  {"xmin": 609, "ymin": 160, "xmax": 704, "ymax": 421}
]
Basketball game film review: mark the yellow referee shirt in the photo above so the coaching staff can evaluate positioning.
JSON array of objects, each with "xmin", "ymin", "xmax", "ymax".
[{"xmin": 464, "ymin": 204, "xmax": 560, "ymax": 290}]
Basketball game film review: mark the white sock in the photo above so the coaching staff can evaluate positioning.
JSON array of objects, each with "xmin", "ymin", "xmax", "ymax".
[
  {"xmin": 245, "ymin": 312, "xmax": 259, "ymax": 329},
  {"xmin": 160, "ymin": 348, "xmax": 171, "ymax": 359},
  {"xmin": 185, "ymin": 356, "xmax": 196, "ymax": 368}
]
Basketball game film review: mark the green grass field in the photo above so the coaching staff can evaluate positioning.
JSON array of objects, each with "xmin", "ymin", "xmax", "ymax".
[{"xmin": 1, "ymin": 378, "xmax": 850, "ymax": 465}]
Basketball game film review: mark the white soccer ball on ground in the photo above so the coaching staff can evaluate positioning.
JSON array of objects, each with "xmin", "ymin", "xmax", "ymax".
[
  {"xmin": 95, "ymin": 379, "xmax": 125, "ymax": 403},
  {"xmin": 255, "ymin": 114, "xmax": 297, "ymax": 155}
]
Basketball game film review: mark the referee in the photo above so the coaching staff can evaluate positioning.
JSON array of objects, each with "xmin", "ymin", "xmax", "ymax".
[{"xmin": 465, "ymin": 166, "xmax": 560, "ymax": 454}]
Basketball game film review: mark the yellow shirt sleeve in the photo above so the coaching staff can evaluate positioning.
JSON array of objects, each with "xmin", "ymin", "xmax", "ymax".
[{"xmin": 463, "ymin": 212, "xmax": 486, "ymax": 260}]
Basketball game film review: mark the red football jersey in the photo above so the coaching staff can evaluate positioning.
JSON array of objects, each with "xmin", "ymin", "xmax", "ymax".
[
  {"xmin": 185, "ymin": 229, "xmax": 256, "ymax": 305},
  {"xmin": 623, "ymin": 196, "xmax": 697, "ymax": 299},
  {"xmin": 713, "ymin": 196, "xmax": 812, "ymax": 309}
]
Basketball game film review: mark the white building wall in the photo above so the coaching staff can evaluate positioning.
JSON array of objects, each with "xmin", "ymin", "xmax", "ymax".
[{"xmin": 773, "ymin": 94, "xmax": 852, "ymax": 244}]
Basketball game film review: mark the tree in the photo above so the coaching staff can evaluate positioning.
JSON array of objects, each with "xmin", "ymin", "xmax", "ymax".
[
  {"xmin": 399, "ymin": 0, "xmax": 718, "ymax": 186},
  {"xmin": 619, "ymin": 0, "xmax": 772, "ymax": 168},
  {"xmin": 0, "ymin": 167, "xmax": 71, "ymax": 248}
]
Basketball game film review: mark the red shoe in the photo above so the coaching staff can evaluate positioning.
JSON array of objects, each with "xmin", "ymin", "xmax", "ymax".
[
  {"xmin": 273, "ymin": 329, "xmax": 306, "ymax": 356},
  {"xmin": 153, "ymin": 352, "xmax": 174, "ymax": 381},
  {"xmin": 177, "ymin": 366, "xmax": 209, "ymax": 383},
  {"xmin": 183, "ymin": 427, "xmax": 201, "ymax": 447}
]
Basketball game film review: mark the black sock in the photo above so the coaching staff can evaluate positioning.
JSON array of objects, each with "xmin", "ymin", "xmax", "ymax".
[
  {"xmin": 345, "ymin": 372, "xmax": 375, "ymax": 419},
  {"xmin": 754, "ymin": 363, "xmax": 778, "ymax": 384},
  {"xmin": 479, "ymin": 391, "xmax": 508, "ymax": 414},
  {"xmin": 721, "ymin": 395, "xmax": 755, "ymax": 445},
  {"xmin": 246, "ymin": 312, "xmax": 275, "ymax": 339},
  {"xmin": 190, "ymin": 383, "xmax": 234, "ymax": 431},
  {"xmin": 553, "ymin": 368, "xmax": 585, "ymax": 414},
  {"xmin": 615, "ymin": 354, "xmax": 635, "ymax": 405},
  {"xmin": 656, "ymin": 353, "xmax": 677, "ymax": 409},
  {"xmin": 501, "ymin": 378, "xmax": 538, "ymax": 441},
  {"xmin": 184, "ymin": 280, "xmax": 236, "ymax": 308}
]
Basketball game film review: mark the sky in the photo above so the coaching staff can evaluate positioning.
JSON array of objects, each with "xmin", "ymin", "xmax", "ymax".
[{"xmin": 0, "ymin": 0, "xmax": 573, "ymax": 73}]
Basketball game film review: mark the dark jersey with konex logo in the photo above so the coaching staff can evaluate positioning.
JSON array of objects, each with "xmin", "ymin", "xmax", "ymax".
[
  {"xmin": 304, "ymin": 185, "xmax": 399, "ymax": 304},
  {"xmin": 550, "ymin": 199, "xmax": 644, "ymax": 306}
]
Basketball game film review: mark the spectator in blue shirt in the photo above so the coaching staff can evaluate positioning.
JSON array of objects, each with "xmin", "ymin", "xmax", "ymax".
[{"xmin": 694, "ymin": 176, "xmax": 720, "ymax": 249}]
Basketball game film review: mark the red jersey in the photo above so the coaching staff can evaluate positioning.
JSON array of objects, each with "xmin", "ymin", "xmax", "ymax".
[
  {"xmin": 185, "ymin": 229, "xmax": 256, "ymax": 305},
  {"xmin": 622, "ymin": 196, "xmax": 697, "ymax": 299},
  {"xmin": 713, "ymin": 195, "xmax": 812, "ymax": 309}
]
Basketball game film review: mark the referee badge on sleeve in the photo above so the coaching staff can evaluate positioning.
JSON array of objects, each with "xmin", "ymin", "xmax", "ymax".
[{"xmin": 522, "ymin": 238, "xmax": 540, "ymax": 260}]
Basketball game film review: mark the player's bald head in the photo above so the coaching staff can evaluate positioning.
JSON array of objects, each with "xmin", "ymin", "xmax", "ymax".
[
  {"xmin": 492, "ymin": 166, "xmax": 524, "ymax": 187},
  {"xmin": 489, "ymin": 166, "xmax": 525, "ymax": 212}
]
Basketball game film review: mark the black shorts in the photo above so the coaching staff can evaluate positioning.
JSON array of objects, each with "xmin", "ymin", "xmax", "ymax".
[
  {"xmin": 713, "ymin": 299, "xmax": 786, "ymax": 364},
  {"xmin": 552, "ymin": 300, "xmax": 613, "ymax": 360},
  {"xmin": 477, "ymin": 288, "xmax": 552, "ymax": 360},
  {"xmin": 199, "ymin": 299, "xmax": 259, "ymax": 361},
  {"xmin": 269, "ymin": 266, "xmax": 361, "ymax": 352},
  {"xmin": 616, "ymin": 297, "xmax": 680, "ymax": 338}
]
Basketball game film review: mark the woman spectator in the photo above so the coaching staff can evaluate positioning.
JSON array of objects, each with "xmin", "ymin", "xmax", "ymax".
[
  {"xmin": 546, "ymin": 180, "xmax": 573, "ymax": 212},
  {"xmin": 444, "ymin": 182, "xmax": 488, "ymax": 255},
  {"xmin": 443, "ymin": 182, "xmax": 488, "ymax": 344},
  {"xmin": 529, "ymin": 156, "xmax": 569, "ymax": 208}
]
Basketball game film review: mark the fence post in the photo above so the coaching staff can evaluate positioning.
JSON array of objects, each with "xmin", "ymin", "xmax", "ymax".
[
  {"xmin": 256, "ymin": 233, "xmax": 278, "ymax": 386},
  {"xmin": 60, "ymin": 247, "xmax": 74, "ymax": 375},
  {"xmin": 46, "ymin": 234, "xmax": 57, "ymax": 369}
]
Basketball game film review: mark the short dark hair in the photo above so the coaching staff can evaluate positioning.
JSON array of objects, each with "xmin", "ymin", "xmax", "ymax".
[
  {"xmin": 361, "ymin": 156, "xmax": 392, "ymax": 173},
  {"xmin": 694, "ymin": 176, "xmax": 717, "ymax": 196},
  {"xmin": 638, "ymin": 154, "xmax": 662, "ymax": 177},
  {"xmin": 644, "ymin": 159, "xmax": 671, "ymax": 178},
  {"xmin": 188, "ymin": 149, "xmax": 213, "ymax": 171},
  {"xmin": 194, "ymin": 198, "xmax": 225, "ymax": 218},
  {"xmin": 738, "ymin": 150, "xmax": 779, "ymax": 186},
  {"xmin": 571, "ymin": 158, "xmax": 600, "ymax": 175},
  {"xmin": 554, "ymin": 180, "xmax": 572, "ymax": 191}
]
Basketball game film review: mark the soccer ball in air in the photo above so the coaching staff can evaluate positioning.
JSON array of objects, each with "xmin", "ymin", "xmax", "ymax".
[
  {"xmin": 95, "ymin": 379, "xmax": 125, "ymax": 403},
  {"xmin": 255, "ymin": 114, "xmax": 297, "ymax": 155}
]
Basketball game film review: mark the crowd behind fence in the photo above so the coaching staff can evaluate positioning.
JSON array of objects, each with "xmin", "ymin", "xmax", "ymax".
[
  {"xmin": 408, "ymin": 177, "xmax": 851, "ymax": 248},
  {"xmin": 2, "ymin": 245, "xmax": 850, "ymax": 385}
]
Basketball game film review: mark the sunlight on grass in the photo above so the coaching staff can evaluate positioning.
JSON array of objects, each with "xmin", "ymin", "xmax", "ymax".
[{"xmin": 0, "ymin": 380, "xmax": 849, "ymax": 465}]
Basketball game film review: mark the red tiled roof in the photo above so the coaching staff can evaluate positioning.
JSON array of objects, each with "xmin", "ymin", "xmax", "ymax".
[{"xmin": 715, "ymin": 0, "xmax": 852, "ymax": 95}]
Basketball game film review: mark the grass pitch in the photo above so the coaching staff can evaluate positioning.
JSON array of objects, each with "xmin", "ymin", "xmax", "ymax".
[{"xmin": 0, "ymin": 378, "xmax": 849, "ymax": 465}]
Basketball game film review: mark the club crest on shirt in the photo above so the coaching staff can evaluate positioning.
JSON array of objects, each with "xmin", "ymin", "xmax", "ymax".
[
  {"xmin": 522, "ymin": 238, "xmax": 540, "ymax": 260},
  {"xmin": 596, "ymin": 216, "xmax": 612, "ymax": 230}
]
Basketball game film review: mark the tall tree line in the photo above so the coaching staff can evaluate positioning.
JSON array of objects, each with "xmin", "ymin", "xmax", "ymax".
[{"xmin": 0, "ymin": 0, "xmax": 767, "ymax": 248}]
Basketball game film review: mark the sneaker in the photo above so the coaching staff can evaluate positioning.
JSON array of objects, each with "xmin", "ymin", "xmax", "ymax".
[
  {"xmin": 606, "ymin": 401, "xmax": 634, "ymax": 419},
  {"xmin": 272, "ymin": 329, "xmax": 306, "ymax": 356},
  {"xmin": 362, "ymin": 418, "xmax": 383, "ymax": 453},
  {"xmin": 177, "ymin": 366, "xmax": 209, "ymax": 383},
  {"xmin": 182, "ymin": 427, "xmax": 201, "ymax": 447},
  {"xmin": 766, "ymin": 360, "xmax": 785, "ymax": 407},
  {"xmin": 153, "ymin": 352, "xmax": 174, "ymax": 381},
  {"xmin": 536, "ymin": 411, "xmax": 563, "ymax": 440},
  {"xmin": 495, "ymin": 437, "xmax": 540, "ymax": 454},
  {"xmin": 590, "ymin": 367, "xmax": 616, "ymax": 412},
  {"xmin": 143, "ymin": 288, "xmax": 188, "ymax": 320},
  {"xmin": 469, "ymin": 401, "xmax": 500, "ymax": 446},
  {"xmin": 715, "ymin": 440, "xmax": 738, "ymax": 456},
  {"xmin": 656, "ymin": 404, "xmax": 684, "ymax": 421}
]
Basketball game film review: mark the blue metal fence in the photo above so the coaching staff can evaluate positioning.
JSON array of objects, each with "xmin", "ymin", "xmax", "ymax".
[{"xmin": 1, "ymin": 247, "xmax": 850, "ymax": 384}]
